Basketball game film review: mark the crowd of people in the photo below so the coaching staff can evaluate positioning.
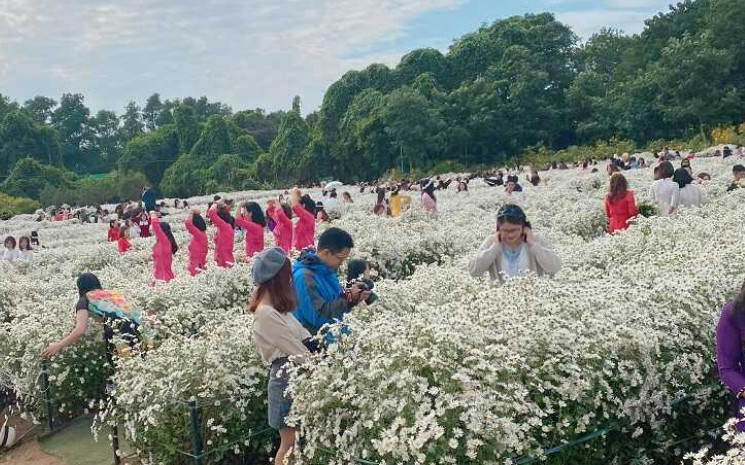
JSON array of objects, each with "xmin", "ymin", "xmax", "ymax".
[{"xmin": 4, "ymin": 147, "xmax": 745, "ymax": 461}]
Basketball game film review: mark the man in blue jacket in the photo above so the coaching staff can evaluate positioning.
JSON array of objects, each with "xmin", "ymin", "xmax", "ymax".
[
  {"xmin": 292, "ymin": 227, "xmax": 370, "ymax": 338},
  {"xmin": 141, "ymin": 186, "xmax": 156, "ymax": 212}
]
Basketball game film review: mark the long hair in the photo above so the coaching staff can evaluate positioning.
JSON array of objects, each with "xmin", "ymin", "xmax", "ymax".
[
  {"xmin": 672, "ymin": 168, "xmax": 693, "ymax": 188},
  {"xmin": 217, "ymin": 207, "xmax": 235, "ymax": 229},
  {"xmin": 245, "ymin": 202, "xmax": 267, "ymax": 227},
  {"xmin": 159, "ymin": 222, "xmax": 179, "ymax": 255},
  {"xmin": 607, "ymin": 173, "xmax": 629, "ymax": 203},
  {"xmin": 18, "ymin": 236, "xmax": 32, "ymax": 251},
  {"xmin": 192, "ymin": 214, "xmax": 207, "ymax": 232},
  {"xmin": 4, "ymin": 236, "xmax": 16, "ymax": 249},
  {"xmin": 301, "ymin": 195, "xmax": 316, "ymax": 216},
  {"xmin": 280, "ymin": 203, "xmax": 293, "ymax": 220},
  {"xmin": 249, "ymin": 260, "xmax": 296, "ymax": 313}
]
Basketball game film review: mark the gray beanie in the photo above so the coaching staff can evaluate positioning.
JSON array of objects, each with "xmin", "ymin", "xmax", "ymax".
[{"xmin": 252, "ymin": 247, "xmax": 288, "ymax": 285}]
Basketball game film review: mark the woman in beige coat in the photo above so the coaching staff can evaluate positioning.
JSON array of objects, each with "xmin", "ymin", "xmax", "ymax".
[{"xmin": 469, "ymin": 204, "xmax": 561, "ymax": 284}]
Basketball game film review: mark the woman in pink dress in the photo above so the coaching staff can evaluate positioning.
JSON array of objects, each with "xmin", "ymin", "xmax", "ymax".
[
  {"xmin": 207, "ymin": 202, "xmax": 235, "ymax": 267},
  {"xmin": 235, "ymin": 201, "xmax": 266, "ymax": 258},
  {"xmin": 185, "ymin": 210, "xmax": 208, "ymax": 276},
  {"xmin": 290, "ymin": 188, "xmax": 315, "ymax": 251},
  {"xmin": 150, "ymin": 212, "xmax": 178, "ymax": 283},
  {"xmin": 266, "ymin": 199, "xmax": 293, "ymax": 254}
]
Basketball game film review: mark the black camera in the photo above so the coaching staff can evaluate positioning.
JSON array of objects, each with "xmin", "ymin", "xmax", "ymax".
[{"xmin": 347, "ymin": 279, "xmax": 378, "ymax": 305}]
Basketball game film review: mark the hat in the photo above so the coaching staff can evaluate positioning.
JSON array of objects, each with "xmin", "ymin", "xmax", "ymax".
[
  {"xmin": 316, "ymin": 201, "xmax": 324, "ymax": 208},
  {"xmin": 252, "ymin": 247, "xmax": 288, "ymax": 285}
]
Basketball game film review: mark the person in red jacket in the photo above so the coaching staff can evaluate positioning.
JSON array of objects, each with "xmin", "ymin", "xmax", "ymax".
[
  {"xmin": 235, "ymin": 201, "xmax": 266, "ymax": 258},
  {"xmin": 604, "ymin": 173, "xmax": 638, "ymax": 234},
  {"xmin": 150, "ymin": 212, "xmax": 178, "ymax": 283},
  {"xmin": 208, "ymin": 201, "xmax": 235, "ymax": 267},
  {"xmin": 185, "ymin": 210, "xmax": 208, "ymax": 276},
  {"xmin": 266, "ymin": 199, "xmax": 293, "ymax": 254},
  {"xmin": 117, "ymin": 226, "xmax": 132, "ymax": 254},
  {"xmin": 291, "ymin": 188, "xmax": 316, "ymax": 251},
  {"xmin": 107, "ymin": 221, "xmax": 120, "ymax": 242}
]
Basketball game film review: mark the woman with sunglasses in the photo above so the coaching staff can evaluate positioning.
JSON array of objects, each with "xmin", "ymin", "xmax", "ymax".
[{"xmin": 469, "ymin": 204, "xmax": 561, "ymax": 284}]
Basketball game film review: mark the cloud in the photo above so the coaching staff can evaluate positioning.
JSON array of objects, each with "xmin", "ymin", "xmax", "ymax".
[
  {"xmin": 556, "ymin": 9, "xmax": 651, "ymax": 38},
  {"xmin": 0, "ymin": 0, "xmax": 464, "ymax": 112}
]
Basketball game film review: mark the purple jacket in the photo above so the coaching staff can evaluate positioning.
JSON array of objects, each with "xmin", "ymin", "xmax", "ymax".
[{"xmin": 716, "ymin": 300, "xmax": 745, "ymax": 431}]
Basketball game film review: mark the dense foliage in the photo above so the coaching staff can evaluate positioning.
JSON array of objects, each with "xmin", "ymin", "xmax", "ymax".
[{"xmin": 1, "ymin": 0, "xmax": 744, "ymax": 203}]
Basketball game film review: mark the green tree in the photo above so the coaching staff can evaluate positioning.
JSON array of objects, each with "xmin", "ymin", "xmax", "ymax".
[
  {"xmin": 118, "ymin": 125, "xmax": 179, "ymax": 187},
  {"xmin": 23, "ymin": 96, "xmax": 58, "ymax": 125},
  {"xmin": 143, "ymin": 93, "xmax": 164, "ymax": 131},
  {"xmin": 383, "ymin": 87, "xmax": 445, "ymax": 171},
  {"xmin": 50, "ymin": 93, "xmax": 91, "ymax": 171},
  {"xmin": 189, "ymin": 115, "xmax": 233, "ymax": 165},
  {"xmin": 269, "ymin": 109, "xmax": 309, "ymax": 182},
  {"xmin": 90, "ymin": 110, "xmax": 122, "ymax": 171},
  {"xmin": 0, "ymin": 111, "xmax": 61, "ymax": 173},
  {"xmin": 174, "ymin": 104, "xmax": 200, "ymax": 153},
  {"xmin": 650, "ymin": 32, "xmax": 740, "ymax": 141},
  {"xmin": 232, "ymin": 109, "xmax": 283, "ymax": 151},
  {"xmin": 337, "ymin": 89, "xmax": 392, "ymax": 180},
  {"xmin": 120, "ymin": 101, "xmax": 144, "ymax": 141},
  {"xmin": 1, "ymin": 158, "xmax": 76, "ymax": 200}
]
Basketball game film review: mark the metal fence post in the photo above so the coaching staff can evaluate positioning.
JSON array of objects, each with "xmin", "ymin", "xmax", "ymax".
[
  {"xmin": 189, "ymin": 400, "xmax": 204, "ymax": 465},
  {"xmin": 40, "ymin": 360, "xmax": 54, "ymax": 431}
]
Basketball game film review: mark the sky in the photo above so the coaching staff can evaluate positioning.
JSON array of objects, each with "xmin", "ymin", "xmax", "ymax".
[{"xmin": 0, "ymin": 0, "xmax": 674, "ymax": 115}]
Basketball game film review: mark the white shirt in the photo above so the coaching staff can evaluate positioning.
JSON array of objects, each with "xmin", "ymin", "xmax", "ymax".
[
  {"xmin": 499, "ymin": 245, "xmax": 531, "ymax": 278},
  {"xmin": 1, "ymin": 249, "xmax": 20, "ymax": 262},
  {"xmin": 650, "ymin": 179, "xmax": 680, "ymax": 216},
  {"xmin": 18, "ymin": 250, "xmax": 33, "ymax": 261},
  {"xmin": 676, "ymin": 184, "xmax": 702, "ymax": 208}
]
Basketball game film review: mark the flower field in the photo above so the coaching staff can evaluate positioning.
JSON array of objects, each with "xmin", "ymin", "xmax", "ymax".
[{"xmin": 2, "ymin": 155, "xmax": 745, "ymax": 464}]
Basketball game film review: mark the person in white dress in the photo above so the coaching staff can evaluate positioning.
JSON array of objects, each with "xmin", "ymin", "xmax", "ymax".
[
  {"xmin": 650, "ymin": 161, "xmax": 679, "ymax": 215},
  {"xmin": 17, "ymin": 236, "xmax": 34, "ymax": 261},
  {"xmin": 673, "ymin": 168, "xmax": 702, "ymax": 208},
  {"xmin": 1, "ymin": 237, "xmax": 19, "ymax": 262}
]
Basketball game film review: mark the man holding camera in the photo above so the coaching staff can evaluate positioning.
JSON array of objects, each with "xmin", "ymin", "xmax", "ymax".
[{"xmin": 292, "ymin": 227, "xmax": 371, "ymax": 339}]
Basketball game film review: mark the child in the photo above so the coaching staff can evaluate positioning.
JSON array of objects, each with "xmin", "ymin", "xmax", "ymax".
[
  {"xmin": 108, "ymin": 221, "xmax": 120, "ymax": 242},
  {"xmin": 17, "ymin": 236, "xmax": 33, "ymax": 261},
  {"xmin": 117, "ymin": 226, "xmax": 132, "ymax": 254},
  {"xmin": 185, "ymin": 210, "xmax": 208, "ymax": 276},
  {"xmin": 150, "ymin": 212, "xmax": 177, "ymax": 283},
  {"xmin": 1, "ymin": 237, "xmax": 19, "ymax": 262},
  {"xmin": 235, "ymin": 201, "xmax": 266, "ymax": 258}
]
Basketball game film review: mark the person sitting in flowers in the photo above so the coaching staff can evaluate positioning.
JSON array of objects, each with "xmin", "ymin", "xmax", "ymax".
[
  {"xmin": 717, "ymin": 279, "xmax": 745, "ymax": 432},
  {"xmin": 292, "ymin": 228, "xmax": 371, "ymax": 338},
  {"xmin": 250, "ymin": 247, "xmax": 313, "ymax": 465},
  {"xmin": 469, "ymin": 204, "xmax": 562, "ymax": 284}
]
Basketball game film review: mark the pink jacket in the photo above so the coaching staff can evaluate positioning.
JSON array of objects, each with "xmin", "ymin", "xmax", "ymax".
[
  {"xmin": 292, "ymin": 204, "xmax": 315, "ymax": 251},
  {"xmin": 151, "ymin": 217, "xmax": 174, "ymax": 282},
  {"xmin": 185, "ymin": 217, "xmax": 208, "ymax": 276},
  {"xmin": 235, "ymin": 216, "xmax": 265, "ymax": 258},
  {"xmin": 208, "ymin": 209, "xmax": 235, "ymax": 267},
  {"xmin": 421, "ymin": 192, "xmax": 437, "ymax": 213},
  {"xmin": 267, "ymin": 206, "xmax": 292, "ymax": 254}
]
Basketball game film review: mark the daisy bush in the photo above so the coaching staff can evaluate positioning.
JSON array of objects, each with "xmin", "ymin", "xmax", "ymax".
[{"xmin": 0, "ymin": 154, "xmax": 743, "ymax": 464}]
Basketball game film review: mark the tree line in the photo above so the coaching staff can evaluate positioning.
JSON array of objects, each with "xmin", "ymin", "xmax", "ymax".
[{"xmin": 1, "ymin": 0, "xmax": 744, "ymax": 207}]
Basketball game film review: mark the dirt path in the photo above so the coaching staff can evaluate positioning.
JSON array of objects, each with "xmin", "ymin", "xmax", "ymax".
[{"xmin": 1, "ymin": 439, "xmax": 67, "ymax": 465}]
